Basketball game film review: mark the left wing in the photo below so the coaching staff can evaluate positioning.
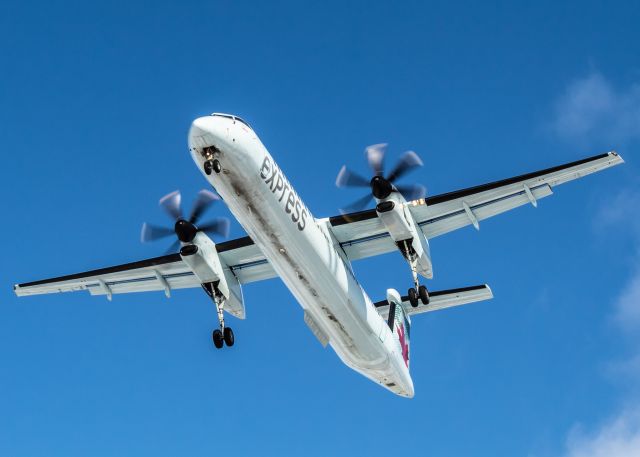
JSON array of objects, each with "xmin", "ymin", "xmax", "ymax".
[
  {"xmin": 14, "ymin": 236, "xmax": 276, "ymax": 299},
  {"xmin": 328, "ymin": 151, "xmax": 623, "ymax": 260}
]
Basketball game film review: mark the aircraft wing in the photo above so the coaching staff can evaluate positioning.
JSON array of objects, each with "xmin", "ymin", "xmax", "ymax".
[
  {"xmin": 14, "ymin": 152, "xmax": 624, "ymax": 299},
  {"xmin": 328, "ymin": 151, "xmax": 623, "ymax": 260},
  {"xmin": 13, "ymin": 236, "xmax": 276, "ymax": 299},
  {"xmin": 373, "ymin": 284, "xmax": 494, "ymax": 318}
]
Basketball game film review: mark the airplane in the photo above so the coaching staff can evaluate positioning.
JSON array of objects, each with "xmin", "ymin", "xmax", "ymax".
[{"xmin": 14, "ymin": 112, "xmax": 624, "ymax": 398}]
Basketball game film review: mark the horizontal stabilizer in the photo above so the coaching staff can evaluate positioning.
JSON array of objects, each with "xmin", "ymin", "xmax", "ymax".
[{"xmin": 374, "ymin": 284, "xmax": 493, "ymax": 318}]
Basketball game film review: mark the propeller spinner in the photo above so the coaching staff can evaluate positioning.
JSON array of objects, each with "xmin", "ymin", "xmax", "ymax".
[
  {"xmin": 336, "ymin": 144, "xmax": 426, "ymax": 213},
  {"xmin": 141, "ymin": 189, "xmax": 230, "ymax": 253}
]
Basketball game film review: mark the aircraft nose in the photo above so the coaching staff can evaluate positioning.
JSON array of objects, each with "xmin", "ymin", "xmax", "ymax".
[
  {"xmin": 190, "ymin": 116, "xmax": 212, "ymax": 137},
  {"xmin": 189, "ymin": 116, "xmax": 226, "ymax": 149}
]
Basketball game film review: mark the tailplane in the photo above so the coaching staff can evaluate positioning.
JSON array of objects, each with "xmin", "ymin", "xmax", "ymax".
[{"xmin": 379, "ymin": 284, "xmax": 494, "ymax": 369}]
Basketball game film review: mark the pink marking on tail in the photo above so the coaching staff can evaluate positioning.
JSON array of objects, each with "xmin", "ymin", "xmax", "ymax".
[{"xmin": 397, "ymin": 323, "xmax": 409, "ymax": 367}]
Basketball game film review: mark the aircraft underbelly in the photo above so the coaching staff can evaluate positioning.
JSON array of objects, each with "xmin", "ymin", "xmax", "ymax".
[{"xmin": 189, "ymin": 119, "xmax": 413, "ymax": 396}]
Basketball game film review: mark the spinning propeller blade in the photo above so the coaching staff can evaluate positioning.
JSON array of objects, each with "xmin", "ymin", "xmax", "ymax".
[
  {"xmin": 159, "ymin": 190, "xmax": 182, "ymax": 221},
  {"xmin": 199, "ymin": 218, "xmax": 231, "ymax": 238},
  {"xmin": 336, "ymin": 165, "xmax": 371, "ymax": 188},
  {"xmin": 336, "ymin": 144, "xmax": 426, "ymax": 212},
  {"xmin": 189, "ymin": 189, "xmax": 220, "ymax": 224},
  {"xmin": 142, "ymin": 189, "xmax": 230, "ymax": 252},
  {"xmin": 386, "ymin": 150, "xmax": 423, "ymax": 183},
  {"xmin": 165, "ymin": 239, "xmax": 181, "ymax": 255},
  {"xmin": 341, "ymin": 193, "xmax": 374, "ymax": 214},
  {"xmin": 140, "ymin": 223, "xmax": 175, "ymax": 243},
  {"xmin": 365, "ymin": 143, "xmax": 387, "ymax": 177}
]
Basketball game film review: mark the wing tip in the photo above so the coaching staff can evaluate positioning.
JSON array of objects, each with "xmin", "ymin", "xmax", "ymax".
[
  {"xmin": 609, "ymin": 150, "xmax": 624, "ymax": 163},
  {"xmin": 13, "ymin": 284, "xmax": 25, "ymax": 297},
  {"xmin": 483, "ymin": 283, "xmax": 494, "ymax": 299}
]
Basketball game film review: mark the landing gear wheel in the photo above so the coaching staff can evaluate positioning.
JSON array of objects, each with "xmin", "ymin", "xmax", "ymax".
[
  {"xmin": 212, "ymin": 329, "xmax": 224, "ymax": 349},
  {"xmin": 408, "ymin": 288, "xmax": 419, "ymax": 307},
  {"xmin": 204, "ymin": 160, "xmax": 213, "ymax": 175},
  {"xmin": 212, "ymin": 159, "xmax": 222, "ymax": 173},
  {"xmin": 418, "ymin": 285, "xmax": 430, "ymax": 305},
  {"xmin": 223, "ymin": 327, "xmax": 234, "ymax": 347}
]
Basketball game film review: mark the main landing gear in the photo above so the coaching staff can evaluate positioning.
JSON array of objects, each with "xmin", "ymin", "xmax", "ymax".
[
  {"xmin": 203, "ymin": 282, "xmax": 235, "ymax": 349},
  {"xmin": 403, "ymin": 240, "xmax": 430, "ymax": 308},
  {"xmin": 212, "ymin": 327, "xmax": 234, "ymax": 349},
  {"xmin": 408, "ymin": 285, "xmax": 430, "ymax": 307}
]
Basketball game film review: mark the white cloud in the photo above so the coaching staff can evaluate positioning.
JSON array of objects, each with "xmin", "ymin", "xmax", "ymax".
[
  {"xmin": 560, "ymin": 269, "xmax": 640, "ymax": 457},
  {"xmin": 552, "ymin": 72, "xmax": 640, "ymax": 145},
  {"xmin": 563, "ymin": 411, "xmax": 640, "ymax": 457},
  {"xmin": 553, "ymin": 183, "xmax": 640, "ymax": 457}
]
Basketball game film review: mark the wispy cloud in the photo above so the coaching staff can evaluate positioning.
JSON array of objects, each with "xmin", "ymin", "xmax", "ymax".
[
  {"xmin": 597, "ymin": 190, "xmax": 640, "ymax": 235},
  {"xmin": 561, "ymin": 266, "xmax": 640, "ymax": 456},
  {"xmin": 597, "ymin": 188, "xmax": 640, "ymax": 332},
  {"xmin": 613, "ymin": 265, "xmax": 640, "ymax": 333},
  {"xmin": 551, "ymin": 71, "xmax": 640, "ymax": 145},
  {"xmin": 563, "ymin": 410, "xmax": 640, "ymax": 457},
  {"xmin": 557, "ymin": 187, "xmax": 640, "ymax": 457}
]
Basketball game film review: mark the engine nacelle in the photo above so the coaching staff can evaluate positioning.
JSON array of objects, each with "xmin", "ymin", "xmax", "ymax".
[
  {"xmin": 179, "ymin": 232, "xmax": 245, "ymax": 318},
  {"xmin": 376, "ymin": 194, "xmax": 433, "ymax": 279}
]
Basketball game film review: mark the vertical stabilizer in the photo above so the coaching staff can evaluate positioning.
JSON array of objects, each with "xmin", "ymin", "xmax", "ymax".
[{"xmin": 386, "ymin": 289, "xmax": 411, "ymax": 368}]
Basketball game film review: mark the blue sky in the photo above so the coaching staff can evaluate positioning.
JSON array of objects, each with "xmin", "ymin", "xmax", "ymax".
[{"xmin": 1, "ymin": 1, "xmax": 639, "ymax": 455}]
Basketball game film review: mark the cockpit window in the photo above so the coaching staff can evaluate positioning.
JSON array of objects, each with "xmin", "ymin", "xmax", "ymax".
[
  {"xmin": 233, "ymin": 116, "xmax": 251, "ymax": 129},
  {"xmin": 211, "ymin": 113, "xmax": 252, "ymax": 130}
]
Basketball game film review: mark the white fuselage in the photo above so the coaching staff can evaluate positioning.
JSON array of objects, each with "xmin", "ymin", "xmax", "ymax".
[{"xmin": 188, "ymin": 114, "xmax": 413, "ymax": 397}]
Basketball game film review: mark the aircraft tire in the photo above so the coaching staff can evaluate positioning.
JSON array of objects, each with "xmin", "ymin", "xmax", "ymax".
[
  {"xmin": 223, "ymin": 327, "xmax": 235, "ymax": 347},
  {"xmin": 204, "ymin": 161, "xmax": 213, "ymax": 175},
  {"xmin": 408, "ymin": 288, "xmax": 419, "ymax": 307},
  {"xmin": 212, "ymin": 329, "xmax": 224, "ymax": 349},
  {"xmin": 418, "ymin": 285, "xmax": 430, "ymax": 305}
]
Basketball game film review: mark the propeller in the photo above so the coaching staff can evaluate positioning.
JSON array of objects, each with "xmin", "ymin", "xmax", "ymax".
[
  {"xmin": 336, "ymin": 144, "xmax": 426, "ymax": 213},
  {"xmin": 141, "ymin": 189, "xmax": 230, "ymax": 253}
]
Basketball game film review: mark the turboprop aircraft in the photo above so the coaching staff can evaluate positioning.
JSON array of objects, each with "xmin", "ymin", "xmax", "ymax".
[{"xmin": 14, "ymin": 113, "xmax": 624, "ymax": 397}]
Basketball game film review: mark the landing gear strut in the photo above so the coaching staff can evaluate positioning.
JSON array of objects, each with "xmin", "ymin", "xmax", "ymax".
[
  {"xmin": 203, "ymin": 282, "xmax": 234, "ymax": 349},
  {"xmin": 403, "ymin": 240, "xmax": 430, "ymax": 307}
]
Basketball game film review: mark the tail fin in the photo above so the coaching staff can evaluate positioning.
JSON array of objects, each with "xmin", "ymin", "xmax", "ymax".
[{"xmin": 386, "ymin": 289, "xmax": 411, "ymax": 368}]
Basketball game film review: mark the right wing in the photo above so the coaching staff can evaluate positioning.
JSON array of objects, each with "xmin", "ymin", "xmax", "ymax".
[
  {"xmin": 14, "ymin": 236, "xmax": 276, "ymax": 299},
  {"xmin": 328, "ymin": 152, "xmax": 623, "ymax": 260}
]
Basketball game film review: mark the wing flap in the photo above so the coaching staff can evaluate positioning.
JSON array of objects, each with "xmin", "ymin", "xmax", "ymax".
[
  {"xmin": 87, "ymin": 270, "xmax": 199, "ymax": 296},
  {"xmin": 417, "ymin": 183, "xmax": 553, "ymax": 238}
]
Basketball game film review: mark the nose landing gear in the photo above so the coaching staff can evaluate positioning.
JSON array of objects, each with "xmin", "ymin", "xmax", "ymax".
[
  {"xmin": 204, "ymin": 159, "xmax": 221, "ymax": 176},
  {"xmin": 201, "ymin": 145, "xmax": 222, "ymax": 176},
  {"xmin": 203, "ymin": 282, "xmax": 235, "ymax": 349}
]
